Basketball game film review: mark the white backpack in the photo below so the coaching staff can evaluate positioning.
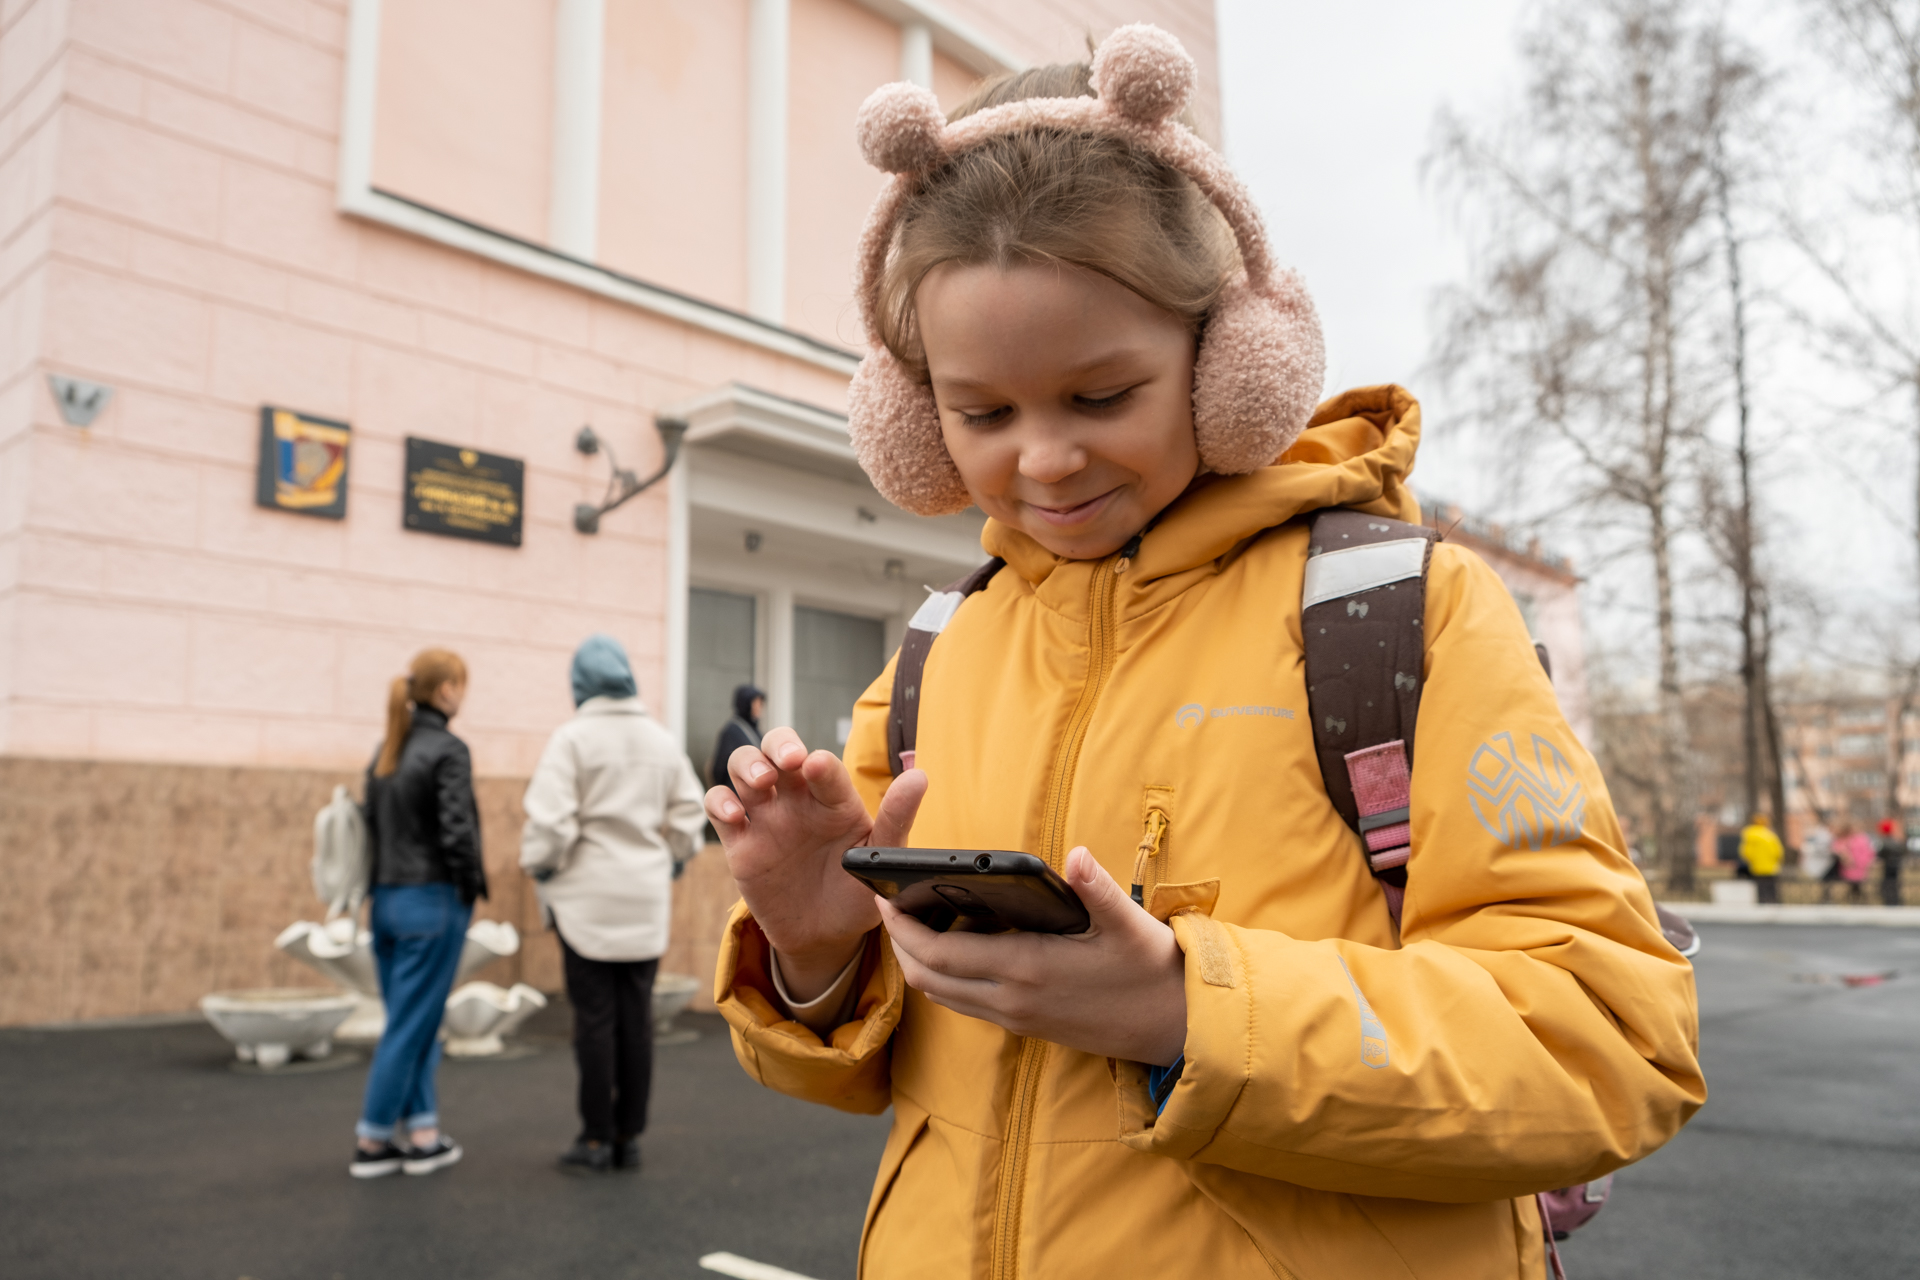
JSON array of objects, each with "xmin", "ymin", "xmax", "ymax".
[{"xmin": 313, "ymin": 785, "xmax": 370, "ymax": 919}]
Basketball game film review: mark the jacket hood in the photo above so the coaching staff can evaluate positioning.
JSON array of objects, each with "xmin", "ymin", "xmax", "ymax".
[
  {"xmin": 571, "ymin": 634, "xmax": 637, "ymax": 708},
  {"xmin": 732, "ymin": 684, "xmax": 766, "ymax": 727},
  {"xmin": 982, "ymin": 385, "xmax": 1422, "ymax": 590}
]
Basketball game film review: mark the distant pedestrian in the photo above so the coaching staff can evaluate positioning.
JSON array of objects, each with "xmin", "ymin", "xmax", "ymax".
[
  {"xmin": 1877, "ymin": 819, "xmax": 1905, "ymax": 907},
  {"xmin": 521, "ymin": 635, "xmax": 706, "ymax": 1175},
  {"xmin": 1836, "ymin": 823, "xmax": 1875, "ymax": 905},
  {"xmin": 351, "ymin": 648, "xmax": 486, "ymax": 1180},
  {"xmin": 1739, "ymin": 814, "xmax": 1784, "ymax": 904},
  {"xmin": 1800, "ymin": 822, "xmax": 1833, "ymax": 885},
  {"xmin": 708, "ymin": 684, "xmax": 766, "ymax": 794}
]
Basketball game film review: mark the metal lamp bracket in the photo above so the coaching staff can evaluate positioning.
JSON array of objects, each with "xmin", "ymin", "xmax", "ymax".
[{"xmin": 574, "ymin": 416, "xmax": 688, "ymax": 534}]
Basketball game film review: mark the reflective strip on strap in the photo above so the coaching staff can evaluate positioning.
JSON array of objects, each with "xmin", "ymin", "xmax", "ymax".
[
  {"xmin": 1302, "ymin": 537, "xmax": 1431, "ymax": 610},
  {"xmin": 908, "ymin": 590, "xmax": 964, "ymax": 634}
]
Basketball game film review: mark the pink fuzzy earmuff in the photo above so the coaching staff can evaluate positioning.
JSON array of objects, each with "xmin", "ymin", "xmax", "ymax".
[{"xmin": 846, "ymin": 23, "xmax": 1326, "ymax": 517}]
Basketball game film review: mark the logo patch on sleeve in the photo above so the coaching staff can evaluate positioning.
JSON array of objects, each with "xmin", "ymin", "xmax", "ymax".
[
  {"xmin": 1466, "ymin": 732, "xmax": 1587, "ymax": 851},
  {"xmin": 1338, "ymin": 958, "xmax": 1389, "ymax": 1070}
]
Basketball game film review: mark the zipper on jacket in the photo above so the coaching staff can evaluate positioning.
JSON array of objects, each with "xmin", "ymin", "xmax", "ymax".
[
  {"xmin": 990, "ymin": 544, "xmax": 1129, "ymax": 1280},
  {"xmin": 1130, "ymin": 806, "xmax": 1169, "ymax": 906}
]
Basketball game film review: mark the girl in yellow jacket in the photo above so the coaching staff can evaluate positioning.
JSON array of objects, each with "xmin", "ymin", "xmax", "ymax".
[{"xmin": 704, "ymin": 25, "xmax": 1703, "ymax": 1280}]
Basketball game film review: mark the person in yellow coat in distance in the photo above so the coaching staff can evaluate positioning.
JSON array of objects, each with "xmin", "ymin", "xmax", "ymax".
[
  {"xmin": 1739, "ymin": 813, "xmax": 1785, "ymax": 904},
  {"xmin": 705, "ymin": 26, "xmax": 1704, "ymax": 1279}
]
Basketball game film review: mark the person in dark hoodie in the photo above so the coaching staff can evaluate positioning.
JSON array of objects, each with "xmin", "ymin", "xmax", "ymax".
[
  {"xmin": 708, "ymin": 684, "xmax": 766, "ymax": 796},
  {"xmin": 522, "ymin": 635, "xmax": 706, "ymax": 1173},
  {"xmin": 350, "ymin": 647, "xmax": 485, "ymax": 1180}
]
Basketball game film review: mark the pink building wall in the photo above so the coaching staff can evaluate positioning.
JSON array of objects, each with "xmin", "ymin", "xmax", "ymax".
[{"xmin": 0, "ymin": 0, "xmax": 1220, "ymax": 1023}]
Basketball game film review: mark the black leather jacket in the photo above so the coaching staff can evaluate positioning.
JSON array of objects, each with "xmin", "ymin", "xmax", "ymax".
[{"xmin": 364, "ymin": 707, "xmax": 488, "ymax": 904}]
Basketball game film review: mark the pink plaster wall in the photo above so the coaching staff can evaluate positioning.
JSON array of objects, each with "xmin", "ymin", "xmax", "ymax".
[
  {"xmin": 597, "ymin": 0, "xmax": 750, "ymax": 309},
  {"xmin": 785, "ymin": 0, "xmax": 897, "ymax": 346},
  {"xmin": 0, "ymin": 0, "xmax": 1219, "ymax": 776},
  {"xmin": 1, "ymin": 0, "xmax": 850, "ymax": 781},
  {"xmin": 372, "ymin": 0, "xmax": 555, "ymax": 246}
]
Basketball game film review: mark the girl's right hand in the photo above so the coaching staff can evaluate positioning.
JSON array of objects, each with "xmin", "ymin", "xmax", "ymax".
[{"xmin": 705, "ymin": 727, "xmax": 927, "ymax": 1001}]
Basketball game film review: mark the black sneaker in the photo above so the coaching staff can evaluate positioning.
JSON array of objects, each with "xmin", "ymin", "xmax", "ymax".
[
  {"xmin": 613, "ymin": 1137, "xmax": 641, "ymax": 1172},
  {"xmin": 558, "ymin": 1138, "xmax": 612, "ymax": 1174},
  {"xmin": 349, "ymin": 1142, "xmax": 407, "ymax": 1179},
  {"xmin": 401, "ymin": 1137, "xmax": 462, "ymax": 1176}
]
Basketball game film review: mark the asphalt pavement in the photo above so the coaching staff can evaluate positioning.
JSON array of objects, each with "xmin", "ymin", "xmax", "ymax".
[{"xmin": 3, "ymin": 923, "xmax": 1917, "ymax": 1279}]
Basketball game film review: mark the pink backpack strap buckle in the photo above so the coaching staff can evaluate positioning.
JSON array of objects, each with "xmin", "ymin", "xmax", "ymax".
[{"xmin": 1346, "ymin": 740, "xmax": 1412, "ymax": 923}]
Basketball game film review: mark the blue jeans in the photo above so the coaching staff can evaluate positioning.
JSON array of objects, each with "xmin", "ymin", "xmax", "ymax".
[{"xmin": 356, "ymin": 883, "xmax": 470, "ymax": 1142}]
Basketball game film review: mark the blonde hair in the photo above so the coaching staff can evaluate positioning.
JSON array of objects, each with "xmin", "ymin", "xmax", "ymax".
[
  {"xmin": 374, "ymin": 648, "xmax": 468, "ymax": 778},
  {"xmin": 874, "ymin": 61, "xmax": 1237, "ymax": 381}
]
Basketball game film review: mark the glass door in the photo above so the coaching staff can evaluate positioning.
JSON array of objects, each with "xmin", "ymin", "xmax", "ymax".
[
  {"xmin": 793, "ymin": 605, "xmax": 885, "ymax": 756},
  {"xmin": 687, "ymin": 587, "xmax": 757, "ymax": 784}
]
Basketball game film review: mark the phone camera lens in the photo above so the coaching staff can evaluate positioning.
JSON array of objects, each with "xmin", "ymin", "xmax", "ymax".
[
  {"xmin": 869, "ymin": 850, "xmax": 880, "ymax": 861},
  {"xmin": 974, "ymin": 854, "xmax": 993, "ymax": 872}
]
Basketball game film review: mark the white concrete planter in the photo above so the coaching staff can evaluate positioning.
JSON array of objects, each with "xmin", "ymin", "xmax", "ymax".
[
  {"xmin": 456, "ymin": 919, "xmax": 520, "ymax": 985},
  {"xmin": 275, "ymin": 918, "xmax": 380, "ymax": 996},
  {"xmin": 275, "ymin": 919, "xmax": 387, "ymax": 1044},
  {"xmin": 653, "ymin": 972, "xmax": 701, "ymax": 1040},
  {"xmin": 275, "ymin": 917, "xmax": 522, "ymax": 1046},
  {"xmin": 1710, "ymin": 880, "xmax": 1759, "ymax": 906},
  {"xmin": 441, "ymin": 981, "xmax": 548, "ymax": 1057},
  {"xmin": 200, "ymin": 989, "xmax": 359, "ymax": 1069}
]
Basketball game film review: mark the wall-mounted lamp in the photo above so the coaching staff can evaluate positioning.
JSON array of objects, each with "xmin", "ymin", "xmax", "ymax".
[
  {"xmin": 48, "ymin": 374, "xmax": 113, "ymax": 427},
  {"xmin": 573, "ymin": 415, "xmax": 688, "ymax": 534}
]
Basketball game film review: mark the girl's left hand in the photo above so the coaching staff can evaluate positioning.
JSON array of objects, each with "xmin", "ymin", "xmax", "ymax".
[{"xmin": 877, "ymin": 846, "xmax": 1187, "ymax": 1066}]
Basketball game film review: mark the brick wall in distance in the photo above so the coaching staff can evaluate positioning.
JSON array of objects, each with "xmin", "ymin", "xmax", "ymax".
[{"xmin": 0, "ymin": 756, "xmax": 735, "ymax": 1026}]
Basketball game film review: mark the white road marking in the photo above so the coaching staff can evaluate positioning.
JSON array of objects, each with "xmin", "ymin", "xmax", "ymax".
[{"xmin": 698, "ymin": 1252, "xmax": 826, "ymax": 1280}]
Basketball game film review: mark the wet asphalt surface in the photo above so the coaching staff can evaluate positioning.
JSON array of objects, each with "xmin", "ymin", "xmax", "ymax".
[{"xmin": 2, "ymin": 923, "xmax": 1917, "ymax": 1279}]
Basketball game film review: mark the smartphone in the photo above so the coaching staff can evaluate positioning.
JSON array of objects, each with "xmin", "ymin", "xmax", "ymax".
[{"xmin": 842, "ymin": 847, "xmax": 1090, "ymax": 935}]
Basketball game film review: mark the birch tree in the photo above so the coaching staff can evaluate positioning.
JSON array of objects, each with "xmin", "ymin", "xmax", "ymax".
[
  {"xmin": 1430, "ymin": 0, "xmax": 1758, "ymax": 892},
  {"xmin": 1797, "ymin": 0, "xmax": 1920, "ymax": 823}
]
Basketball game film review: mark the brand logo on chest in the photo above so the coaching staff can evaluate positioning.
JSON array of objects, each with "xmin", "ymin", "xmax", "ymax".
[{"xmin": 1174, "ymin": 702, "xmax": 1297, "ymax": 727}]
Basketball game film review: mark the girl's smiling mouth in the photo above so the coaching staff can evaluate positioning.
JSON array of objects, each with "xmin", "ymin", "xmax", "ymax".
[{"xmin": 1027, "ymin": 489, "xmax": 1120, "ymax": 527}]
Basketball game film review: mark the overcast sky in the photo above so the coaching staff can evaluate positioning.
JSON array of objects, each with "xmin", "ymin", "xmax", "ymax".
[
  {"xmin": 1215, "ymin": 0, "xmax": 1898, "ymax": 671},
  {"xmin": 1216, "ymin": 0, "xmax": 1527, "ymax": 511}
]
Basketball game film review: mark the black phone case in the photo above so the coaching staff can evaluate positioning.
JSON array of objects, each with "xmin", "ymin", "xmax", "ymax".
[{"xmin": 842, "ymin": 848, "xmax": 1090, "ymax": 935}]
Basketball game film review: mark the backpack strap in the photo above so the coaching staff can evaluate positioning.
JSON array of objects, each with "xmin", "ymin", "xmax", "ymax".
[
  {"xmin": 887, "ymin": 558, "xmax": 1004, "ymax": 777},
  {"xmin": 1303, "ymin": 509, "xmax": 1439, "ymax": 923}
]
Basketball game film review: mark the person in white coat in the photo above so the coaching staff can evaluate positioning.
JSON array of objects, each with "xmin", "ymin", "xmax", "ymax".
[{"xmin": 521, "ymin": 634, "xmax": 705, "ymax": 1174}]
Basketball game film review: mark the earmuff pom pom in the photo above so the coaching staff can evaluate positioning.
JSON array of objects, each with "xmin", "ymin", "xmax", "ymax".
[
  {"xmin": 1090, "ymin": 23, "xmax": 1196, "ymax": 125},
  {"xmin": 1192, "ymin": 271, "xmax": 1327, "ymax": 473},
  {"xmin": 847, "ymin": 347, "xmax": 973, "ymax": 516},
  {"xmin": 857, "ymin": 82, "xmax": 947, "ymax": 175}
]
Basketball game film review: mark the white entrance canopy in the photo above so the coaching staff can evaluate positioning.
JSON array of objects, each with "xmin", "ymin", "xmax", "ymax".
[{"xmin": 663, "ymin": 384, "xmax": 988, "ymax": 754}]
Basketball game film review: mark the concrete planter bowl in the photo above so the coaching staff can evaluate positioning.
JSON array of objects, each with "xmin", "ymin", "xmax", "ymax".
[
  {"xmin": 441, "ymin": 981, "xmax": 548, "ymax": 1057},
  {"xmin": 273, "ymin": 917, "xmax": 523, "ymax": 1046},
  {"xmin": 200, "ymin": 988, "xmax": 359, "ymax": 1070},
  {"xmin": 274, "ymin": 919, "xmax": 384, "ymax": 1043},
  {"xmin": 653, "ymin": 972, "xmax": 701, "ymax": 1043}
]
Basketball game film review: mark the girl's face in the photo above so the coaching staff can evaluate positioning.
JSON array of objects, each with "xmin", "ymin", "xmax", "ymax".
[{"xmin": 916, "ymin": 261, "xmax": 1200, "ymax": 560}]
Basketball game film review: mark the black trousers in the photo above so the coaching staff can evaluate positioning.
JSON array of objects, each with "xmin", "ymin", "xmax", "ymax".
[{"xmin": 559, "ymin": 934, "xmax": 657, "ymax": 1143}]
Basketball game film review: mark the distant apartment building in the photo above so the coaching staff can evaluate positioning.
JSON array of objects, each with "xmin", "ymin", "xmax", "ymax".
[
  {"xmin": 0, "ymin": 0, "xmax": 1221, "ymax": 1024},
  {"xmin": 1783, "ymin": 696, "xmax": 1916, "ymax": 832}
]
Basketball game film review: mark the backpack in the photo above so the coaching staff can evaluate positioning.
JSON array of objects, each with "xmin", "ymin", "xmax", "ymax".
[
  {"xmin": 884, "ymin": 508, "xmax": 1598, "ymax": 1276},
  {"xmin": 313, "ymin": 784, "xmax": 370, "ymax": 920}
]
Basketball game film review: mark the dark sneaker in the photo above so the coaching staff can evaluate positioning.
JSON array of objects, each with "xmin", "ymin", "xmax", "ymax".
[
  {"xmin": 349, "ymin": 1142, "xmax": 407, "ymax": 1179},
  {"xmin": 558, "ymin": 1138, "xmax": 612, "ymax": 1174},
  {"xmin": 613, "ymin": 1138, "xmax": 641, "ymax": 1172},
  {"xmin": 401, "ymin": 1137, "xmax": 462, "ymax": 1176}
]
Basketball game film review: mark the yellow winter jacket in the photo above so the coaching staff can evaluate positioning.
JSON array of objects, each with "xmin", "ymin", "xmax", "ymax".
[
  {"xmin": 1740, "ymin": 823, "xmax": 1784, "ymax": 877},
  {"xmin": 715, "ymin": 386, "xmax": 1704, "ymax": 1279}
]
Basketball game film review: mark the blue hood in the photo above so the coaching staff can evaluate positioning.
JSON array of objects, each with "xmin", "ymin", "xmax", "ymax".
[{"xmin": 570, "ymin": 634, "xmax": 637, "ymax": 707}]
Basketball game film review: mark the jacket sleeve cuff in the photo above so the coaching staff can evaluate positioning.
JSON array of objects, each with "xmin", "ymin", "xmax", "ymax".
[
  {"xmin": 769, "ymin": 948, "xmax": 865, "ymax": 1036},
  {"xmin": 1116, "ymin": 910, "xmax": 1252, "ymax": 1159},
  {"xmin": 713, "ymin": 900, "xmax": 902, "ymax": 1114}
]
